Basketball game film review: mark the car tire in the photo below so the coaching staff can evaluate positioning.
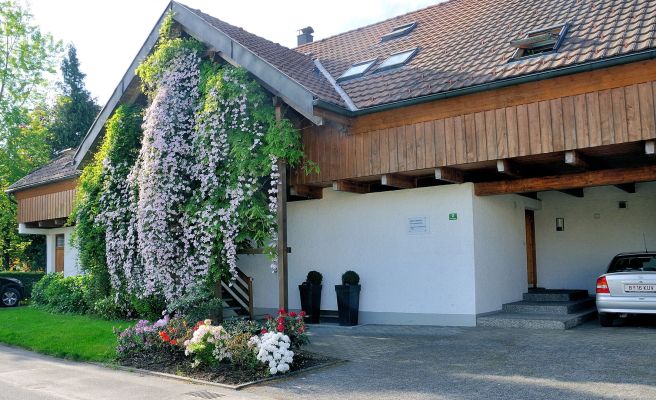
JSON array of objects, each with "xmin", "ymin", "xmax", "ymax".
[
  {"xmin": 598, "ymin": 312, "xmax": 615, "ymax": 327},
  {"xmin": 1, "ymin": 287, "xmax": 21, "ymax": 307}
]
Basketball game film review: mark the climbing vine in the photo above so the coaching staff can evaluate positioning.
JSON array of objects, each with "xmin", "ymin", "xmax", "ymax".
[{"xmin": 74, "ymin": 13, "xmax": 308, "ymax": 308}]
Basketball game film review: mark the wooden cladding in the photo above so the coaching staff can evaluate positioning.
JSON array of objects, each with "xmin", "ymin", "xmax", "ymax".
[
  {"xmin": 293, "ymin": 80, "xmax": 656, "ymax": 186},
  {"xmin": 14, "ymin": 179, "xmax": 77, "ymax": 224}
]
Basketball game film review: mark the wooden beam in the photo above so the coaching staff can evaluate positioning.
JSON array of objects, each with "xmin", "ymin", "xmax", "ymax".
[
  {"xmin": 274, "ymin": 99, "xmax": 289, "ymax": 311},
  {"xmin": 615, "ymin": 183, "xmax": 636, "ymax": 193},
  {"xmin": 565, "ymin": 150, "xmax": 590, "ymax": 170},
  {"xmin": 435, "ymin": 167, "xmax": 464, "ymax": 183},
  {"xmin": 646, "ymin": 140, "xmax": 655, "ymax": 156},
  {"xmin": 474, "ymin": 165, "xmax": 656, "ymax": 196},
  {"xmin": 559, "ymin": 188, "xmax": 584, "ymax": 198},
  {"xmin": 332, "ymin": 180, "xmax": 370, "ymax": 194},
  {"xmin": 496, "ymin": 159, "xmax": 522, "ymax": 178},
  {"xmin": 290, "ymin": 184, "xmax": 323, "ymax": 199},
  {"xmin": 381, "ymin": 174, "xmax": 416, "ymax": 189}
]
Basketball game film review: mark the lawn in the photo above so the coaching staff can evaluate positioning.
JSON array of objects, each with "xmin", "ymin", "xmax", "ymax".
[{"xmin": 0, "ymin": 306, "xmax": 133, "ymax": 362}]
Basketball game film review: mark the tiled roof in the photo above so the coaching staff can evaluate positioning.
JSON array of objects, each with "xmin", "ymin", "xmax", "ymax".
[
  {"xmin": 7, "ymin": 149, "xmax": 80, "ymax": 193},
  {"xmin": 185, "ymin": 7, "xmax": 345, "ymax": 107},
  {"xmin": 290, "ymin": 0, "xmax": 655, "ymax": 110}
]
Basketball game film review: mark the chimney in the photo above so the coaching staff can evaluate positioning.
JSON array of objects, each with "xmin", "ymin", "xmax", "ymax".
[{"xmin": 297, "ymin": 26, "xmax": 314, "ymax": 46}]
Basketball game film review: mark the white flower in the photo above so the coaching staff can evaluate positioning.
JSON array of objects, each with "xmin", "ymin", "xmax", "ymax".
[{"xmin": 250, "ymin": 332, "xmax": 294, "ymax": 375}]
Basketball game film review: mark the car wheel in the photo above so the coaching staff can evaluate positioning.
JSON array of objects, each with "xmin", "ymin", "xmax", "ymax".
[
  {"xmin": 1, "ymin": 287, "xmax": 21, "ymax": 307},
  {"xmin": 599, "ymin": 312, "xmax": 615, "ymax": 327}
]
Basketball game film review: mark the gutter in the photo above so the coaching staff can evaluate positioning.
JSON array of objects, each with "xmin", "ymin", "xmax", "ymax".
[{"xmin": 313, "ymin": 49, "xmax": 656, "ymax": 117}]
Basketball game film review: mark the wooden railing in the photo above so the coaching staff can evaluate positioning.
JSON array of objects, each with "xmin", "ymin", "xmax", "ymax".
[{"xmin": 221, "ymin": 267, "xmax": 253, "ymax": 320}]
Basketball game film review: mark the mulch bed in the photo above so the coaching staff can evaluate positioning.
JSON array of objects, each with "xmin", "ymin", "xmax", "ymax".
[{"xmin": 118, "ymin": 350, "xmax": 337, "ymax": 385}]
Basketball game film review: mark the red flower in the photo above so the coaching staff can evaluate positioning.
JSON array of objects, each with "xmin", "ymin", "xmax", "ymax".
[
  {"xmin": 277, "ymin": 323, "xmax": 285, "ymax": 332},
  {"xmin": 261, "ymin": 328, "xmax": 268, "ymax": 334},
  {"xmin": 298, "ymin": 326, "xmax": 304, "ymax": 333},
  {"xmin": 193, "ymin": 321, "xmax": 203, "ymax": 331},
  {"xmin": 159, "ymin": 331, "xmax": 170, "ymax": 342},
  {"xmin": 277, "ymin": 316, "xmax": 286, "ymax": 324},
  {"xmin": 299, "ymin": 311, "xmax": 306, "ymax": 317},
  {"xmin": 278, "ymin": 308, "xmax": 287, "ymax": 316},
  {"xmin": 170, "ymin": 339, "xmax": 177, "ymax": 346},
  {"xmin": 289, "ymin": 311, "xmax": 297, "ymax": 317}
]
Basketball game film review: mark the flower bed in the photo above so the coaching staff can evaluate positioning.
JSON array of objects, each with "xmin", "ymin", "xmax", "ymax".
[{"xmin": 114, "ymin": 309, "xmax": 336, "ymax": 385}]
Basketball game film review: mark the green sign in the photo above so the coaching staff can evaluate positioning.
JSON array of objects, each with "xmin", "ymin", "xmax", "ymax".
[{"xmin": 449, "ymin": 212, "xmax": 457, "ymax": 221}]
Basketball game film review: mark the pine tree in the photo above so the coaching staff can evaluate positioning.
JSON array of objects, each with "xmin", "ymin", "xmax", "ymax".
[{"xmin": 50, "ymin": 44, "xmax": 100, "ymax": 152}]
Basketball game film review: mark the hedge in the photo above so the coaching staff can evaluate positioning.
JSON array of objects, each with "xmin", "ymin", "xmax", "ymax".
[{"xmin": 0, "ymin": 271, "xmax": 46, "ymax": 298}]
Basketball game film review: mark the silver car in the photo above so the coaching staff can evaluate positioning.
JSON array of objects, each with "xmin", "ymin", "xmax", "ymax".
[{"xmin": 596, "ymin": 252, "xmax": 656, "ymax": 326}]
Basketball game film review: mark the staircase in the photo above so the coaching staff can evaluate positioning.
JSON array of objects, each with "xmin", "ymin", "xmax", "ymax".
[
  {"xmin": 477, "ymin": 289, "xmax": 597, "ymax": 329},
  {"xmin": 220, "ymin": 267, "xmax": 254, "ymax": 320}
]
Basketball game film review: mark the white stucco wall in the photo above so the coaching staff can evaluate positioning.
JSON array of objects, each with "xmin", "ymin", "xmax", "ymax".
[
  {"xmin": 18, "ymin": 225, "xmax": 80, "ymax": 276},
  {"xmin": 473, "ymin": 194, "xmax": 537, "ymax": 314},
  {"xmin": 238, "ymin": 183, "xmax": 479, "ymax": 326},
  {"xmin": 534, "ymin": 182, "xmax": 656, "ymax": 293}
]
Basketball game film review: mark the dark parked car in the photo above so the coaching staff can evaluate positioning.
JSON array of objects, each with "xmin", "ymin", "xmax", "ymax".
[
  {"xmin": 596, "ymin": 252, "xmax": 656, "ymax": 326},
  {"xmin": 0, "ymin": 277, "xmax": 24, "ymax": 307}
]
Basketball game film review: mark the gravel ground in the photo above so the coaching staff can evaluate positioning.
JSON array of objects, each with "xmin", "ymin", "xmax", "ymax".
[{"xmin": 247, "ymin": 317, "xmax": 656, "ymax": 400}]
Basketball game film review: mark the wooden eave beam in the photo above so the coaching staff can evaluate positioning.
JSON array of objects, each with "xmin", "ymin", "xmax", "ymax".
[
  {"xmin": 435, "ymin": 167, "xmax": 464, "ymax": 183},
  {"xmin": 565, "ymin": 150, "xmax": 590, "ymax": 170},
  {"xmin": 496, "ymin": 159, "xmax": 522, "ymax": 178},
  {"xmin": 474, "ymin": 165, "xmax": 656, "ymax": 196},
  {"xmin": 332, "ymin": 180, "xmax": 370, "ymax": 194},
  {"xmin": 615, "ymin": 183, "xmax": 636, "ymax": 193},
  {"xmin": 646, "ymin": 140, "xmax": 655, "ymax": 156},
  {"xmin": 381, "ymin": 174, "xmax": 416, "ymax": 189},
  {"xmin": 290, "ymin": 184, "xmax": 323, "ymax": 199}
]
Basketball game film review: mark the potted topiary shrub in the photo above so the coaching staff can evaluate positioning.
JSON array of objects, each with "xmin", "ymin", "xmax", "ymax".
[
  {"xmin": 299, "ymin": 270, "xmax": 322, "ymax": 324},
  {"xmin": 335, "ymin": 270, "xmax": 360, "ymax": 326}
]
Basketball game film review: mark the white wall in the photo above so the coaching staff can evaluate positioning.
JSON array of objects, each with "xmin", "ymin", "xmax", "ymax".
[
  {"xmin": 238, "ymin": 183, "xmax": 479, "ymax": 325},
  {"xmin": 534, "ymin": 182, "xmax": 656, "ymax": 293},
  {"xmin": 473, "ymin": 194, "xmax": 534, "ymax": 314},
  {"xmin": 18, "ymin": 225, "xmax": 80, "ymax": 276}
]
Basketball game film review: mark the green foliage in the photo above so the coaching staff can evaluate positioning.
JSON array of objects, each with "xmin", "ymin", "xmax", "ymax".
[
  {"xmin": 128, "ymin": 295, "xmax": 167, "ymax": 321},
  {"xmin": 31, "ymin": 272, "xmax": 92, "ymax": 314},
  {"xmin": 305, "ymin": 270, "xmax": 323, "ymax": 285},
  {"xmin": 0, "ymin": 271, "xmax": 45, "ymax": 297},
  {"xmin": 342, "ymin": 270, "xmax": 360, "ymax": 285},
  {"xmin": 49, "ymin": 44, "xmax": 100, "ymax": 152},
  {"xmin": 166, "ymin": 284, "xmax": 223, "ymax": 324},
  {"xmin": 71, "ymin": 104, "xmax": 143, "ymax": 302},
  {"xmin": 30, "ymin": 271, "xmax": 61, "ymax": 306},
  {"xmin": 90, "ymin": 296, "xmax": 132, "ymax": 320},
  {"xmin": 0, "ymin": 306, "xmax": 132, "ymax": 362}
]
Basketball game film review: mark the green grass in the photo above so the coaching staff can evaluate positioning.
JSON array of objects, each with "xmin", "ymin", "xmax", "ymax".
[{"xmin": 0, "ymin": 306, "xmax": 133, "ymax": 362}]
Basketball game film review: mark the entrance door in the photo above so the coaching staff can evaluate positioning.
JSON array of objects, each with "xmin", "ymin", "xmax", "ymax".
[
  {"xmin": 55, "ymin": 234, "xmax": 65, "ymax": 273},
  {"xmin": 525, "ymin": 210, "xmax": 537, "ymax": 288}
]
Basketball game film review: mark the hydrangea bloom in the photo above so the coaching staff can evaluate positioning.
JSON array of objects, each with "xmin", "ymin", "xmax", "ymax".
[
  {"xmin": 184, "ymin": 319, "xmax": 231, "ymax": 367},
  {"xmin": 249, "ymin": 332, "xmax": 294, "ymax": 375}
]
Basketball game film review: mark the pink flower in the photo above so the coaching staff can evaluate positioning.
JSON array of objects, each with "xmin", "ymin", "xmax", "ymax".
[
  {"xmin": 277, "ymin": 324, "xmax": 285, "ymax": 332},
  {"xmin": 299, "ymin": 311, "xmax": 306, "ymax": 317},
  {"xmin": 261, "ymin": 328, "xmax": 268, "ymax": 334},
  {"xmin": 288, "ymin": 311, "xmax": 297, "ymax": 317}
]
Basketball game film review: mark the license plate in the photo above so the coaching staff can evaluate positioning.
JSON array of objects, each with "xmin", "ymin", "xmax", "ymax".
[{"xmin": 624, "ymin": 284, "xmax": 656, "ymax": 293}]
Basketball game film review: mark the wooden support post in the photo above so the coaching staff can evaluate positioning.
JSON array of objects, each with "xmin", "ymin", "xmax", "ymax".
[
  {"xmin": 496, "ymin": 159, "xmax": 522, "ymax": 178},
  {"xmin": 435, "ymin": 167, "xmax": 464, "ymax": 183},
  {"xmin": 290, "ymin": 184, "xmax": 323, "ymax": 199},
  {"xmin": 381, "ymin": 174, "xmax": 416, "ymax": 189},
  {"xmin": 332, "ymin": 180, "xmax": 370, "ymax": 194},
  {"xmin": 274, "ymin": 98, "xmax": 289, "ymax": 311},
  {"xmin": 565, "ymin": 150, "xmax": 590, "ymax": 170},
  {"xmin": 646, "ymin": 140, "xmax": 655, "ymax": 156}
]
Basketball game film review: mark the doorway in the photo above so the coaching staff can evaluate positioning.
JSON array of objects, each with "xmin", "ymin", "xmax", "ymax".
[
  {"xmin": 525, "ymin": 210, "xmax": 537, "ymax": 288},
  {"xmin": 55, "ymin": 234, "xmax": 65, "ymax": 273}
]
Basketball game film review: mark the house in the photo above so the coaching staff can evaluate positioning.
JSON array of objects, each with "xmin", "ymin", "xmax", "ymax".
[{"xmin": 10, "ymin": 0, "xmax": 656, "ymax": 326}]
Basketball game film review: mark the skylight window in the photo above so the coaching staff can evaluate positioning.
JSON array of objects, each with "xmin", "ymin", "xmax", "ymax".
[
  {"xmin": 338, "ymin": 59, "xmax": 377, "ymax": 81},
  {"xmin": 377, "ymin": 48, "xmax": 418, "ymax": 71},
  {"xmin": 381, "ymin": 22, "xmax": 417, "ymax": 42},
  {"xmin": 510, "ymin": 23, "xmax": 569, "ymax": 60}
]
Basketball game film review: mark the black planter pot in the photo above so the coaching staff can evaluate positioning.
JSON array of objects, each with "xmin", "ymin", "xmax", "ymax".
[
  {"xmin": 335, "ymin": 284, "xmax": 361, "ymax": 326},
  {"xmin": 299, "ymin": 284, "xmax": 322, "ymax": 324}
]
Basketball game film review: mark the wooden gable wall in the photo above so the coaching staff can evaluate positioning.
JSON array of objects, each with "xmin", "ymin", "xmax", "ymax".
[{"xmin": 14, "ymin": 179, "xmax": 78, "ymax": 224}]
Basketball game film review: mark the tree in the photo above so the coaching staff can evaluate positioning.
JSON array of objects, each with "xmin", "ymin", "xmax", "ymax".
[
  {"xmin": 0, "ymin": 1, "xmax": 60, "ymax": 270},
  {"xmin": 49, "ymin": 44, "xmax": 99, "ymax": 152}
]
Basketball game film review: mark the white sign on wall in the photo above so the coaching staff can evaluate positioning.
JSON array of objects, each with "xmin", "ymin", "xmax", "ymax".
[{"xmin": 407, "ymin": 216, "xmax": 429, "ymax": 234}]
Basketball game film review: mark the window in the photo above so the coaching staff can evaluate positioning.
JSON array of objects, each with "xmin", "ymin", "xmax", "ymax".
[
  {"xmin": 337, "ymin": 59, "xmax": 377, "ymax": 81},
  {"xmin": 377, "ymin": 48, "xmax": 418, "ymax": 71},
  {"xmin": 510, "ymin": 23, "xmax": 569, "ymax": 60},
  {"xmin": 608, "ymin": 255, "xmax": 656, "ymax": 273},
  {"xmin": 381, "ymin": 22, "xmax": 417, "ymax": 42}
]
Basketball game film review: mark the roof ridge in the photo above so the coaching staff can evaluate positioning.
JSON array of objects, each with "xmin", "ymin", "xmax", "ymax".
[{"xmin": 294, "ymin": 0, "xmax": 456, "ymax": 50}]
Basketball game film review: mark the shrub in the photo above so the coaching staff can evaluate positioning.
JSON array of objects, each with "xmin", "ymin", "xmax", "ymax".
[
  {"xmin": 166, "ymin": 285, "xmax": 222, "ymax": 324},
  {"xmin": 184, "ymin": 319, "xmax": 231, "ymax": 368},
  {"xmin": 249, "ymin": 332, "xmax": 294, "ymax": 375},
  {"xmin": 31, "ymin": 273, "xmax": 62, "ymax": 306},
  {"xmin": 0, "ymin": 271, "xmax": 45, "ymax": 298},
  {"xmin": 91, "ymin": 297, "xmax": 133, "ymax": 320},
  {"xmin": 115, "ymin": 319, "xmax": 162, "ymax": 360},
  {"xmin": 263, "ymin": 309, "xmax": 308, "ymax": 349},
  {"xmin": 305, "ymin": 270, "xmax": 322, "ymax": 285},
  {"xmin": 45, "ymin": 275, "xmax": 91, "ymax": 314},
  {"xmin": 226, "ymin": 331, "xmax": 259, "ymax": 370},
  {"xmin": 342, "ymin": 270, "xmax": 360, "ymax": 285},
  {"xmin": 129, "ymin": 295, "xmax": 166, "ymax": 321}
]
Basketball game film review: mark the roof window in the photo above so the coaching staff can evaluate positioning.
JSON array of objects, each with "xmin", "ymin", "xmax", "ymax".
[
  {"xmin": 337, "ymin": 59, "xmax": 377, "ymax": 81},
  {"xmin": 381, "ymin": 22, "xmax": 417, "ymax": 42},
  {"xmin": 510, "ymin": 23, "xmax": 569, "ymax": 60},
  {"xmin": 377, "ymin": 48, "xmax": 418, "ymax": 71}
]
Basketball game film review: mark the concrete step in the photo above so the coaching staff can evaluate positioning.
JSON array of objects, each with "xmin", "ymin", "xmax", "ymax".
[
  {"xmin": 523, "ymin": 289, "xmax": 589, "ymax": 302},
  {"xmin": 477, "ymin": 308, "xmax": 597, "ymax": 329},
  {"xmin": 503, "ymin": 297, "xmax": 595, "ymax": 315}
]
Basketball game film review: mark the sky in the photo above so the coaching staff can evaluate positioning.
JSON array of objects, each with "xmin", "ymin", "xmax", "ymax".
[{"xmin": 28, "ymin": 0, "xmax": 439, "ymax": 106}]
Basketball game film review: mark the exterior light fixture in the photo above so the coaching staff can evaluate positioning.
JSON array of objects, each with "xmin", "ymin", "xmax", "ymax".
[{"xmin": 556, "ymin": 218, "xmax": 564, "ymax": 232}]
